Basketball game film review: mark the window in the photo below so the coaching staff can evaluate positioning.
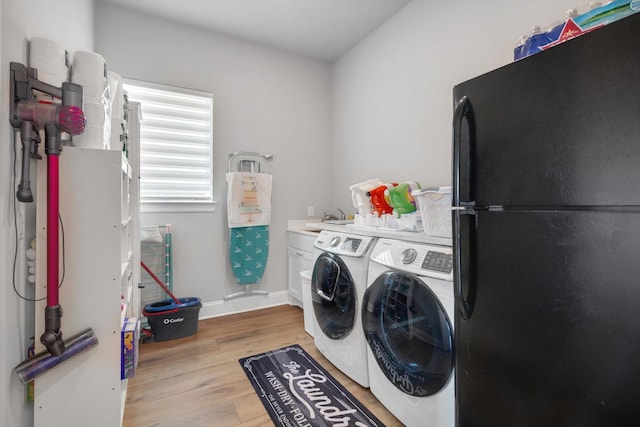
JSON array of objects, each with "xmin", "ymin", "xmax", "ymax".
[{"xmin": 122, "ymin": 79, "xmax": 214, "ymax": 211}]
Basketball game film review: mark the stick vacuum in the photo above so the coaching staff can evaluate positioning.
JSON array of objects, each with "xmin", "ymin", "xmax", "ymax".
[{"xmin": 10, "ymin": 62, "xmax": 99, "ymax": 384}]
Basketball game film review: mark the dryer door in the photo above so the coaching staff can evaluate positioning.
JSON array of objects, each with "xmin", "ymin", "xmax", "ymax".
[
  {"xmin": 362, "ymin": 270, "xmax": 453, "ymax": 397},
  {"xmin": 312, "ymin": 252, "xmax": 356, "ymax": 340}
]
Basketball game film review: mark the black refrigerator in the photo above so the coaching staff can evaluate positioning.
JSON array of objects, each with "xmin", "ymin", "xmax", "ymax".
[{"xmin": 452, "ymin": 12, "xmax": 640, "ymax": 427}]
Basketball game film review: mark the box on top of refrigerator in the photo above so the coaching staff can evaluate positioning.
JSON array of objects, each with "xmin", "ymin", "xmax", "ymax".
[{"xmin": 516, "ymin": 0, "xmax": 640, "ymax": 60}]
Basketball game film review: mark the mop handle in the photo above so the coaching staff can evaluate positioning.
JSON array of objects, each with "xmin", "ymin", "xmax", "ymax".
[{"xmin": 140, "ymin": 261, "xmax": 180, "ymax": 304}]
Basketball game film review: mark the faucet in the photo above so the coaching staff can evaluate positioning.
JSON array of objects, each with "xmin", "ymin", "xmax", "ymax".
[{"xmin": 322, "ymin": 209, "xmax": 346, "ymax": 222}]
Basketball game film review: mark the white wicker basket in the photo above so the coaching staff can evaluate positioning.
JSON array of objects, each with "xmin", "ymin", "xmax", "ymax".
[{"xmin": 412, "ymin": 186, "xmax": 452, "ymax": 238}]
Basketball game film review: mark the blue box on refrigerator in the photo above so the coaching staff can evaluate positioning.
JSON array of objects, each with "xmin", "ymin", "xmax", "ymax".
[
  {"xmin": 121, "ymin": 317, "xmax": 138, "ymax": 379},
  {"xmin": 516, "ymin": 0, "xmax": 640, "ymax": 60}
]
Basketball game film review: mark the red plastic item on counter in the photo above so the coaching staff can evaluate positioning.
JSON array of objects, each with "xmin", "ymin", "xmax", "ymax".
[{"xmin": 368, "ymin": 183, "xmax": 397, "ymax": 216}]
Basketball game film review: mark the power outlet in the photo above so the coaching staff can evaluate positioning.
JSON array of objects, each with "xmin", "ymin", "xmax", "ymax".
[{"xmin": 307, "ymin": 206, "xmax": 314, "ymax": 217}]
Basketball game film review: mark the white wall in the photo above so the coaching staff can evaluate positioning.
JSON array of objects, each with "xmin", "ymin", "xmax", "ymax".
[
  {"xmin": 0, "ymin": 1, "xmax": 94, "ymax": 426},
  {"xmin": 94, "ymin": 2, "xmax": 333, "ymax": 316},
  {"xmin": 332, "ymin": 0, "xmax": 578, "ymax": 212}
]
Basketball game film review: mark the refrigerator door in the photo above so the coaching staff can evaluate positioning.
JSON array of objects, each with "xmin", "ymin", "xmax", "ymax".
[
  {"xmin": 454, "ymin": 209, "xmax": 640, "ymax": 426},
  {"xmin": 453, "ymin": 13, "xmax": 640, "ymax": 209}
]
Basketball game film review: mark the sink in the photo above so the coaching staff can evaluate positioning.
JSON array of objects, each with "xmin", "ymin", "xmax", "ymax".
[{"xmin": 323, "ymin": 220, "xmax": 353, "ymax": 225}]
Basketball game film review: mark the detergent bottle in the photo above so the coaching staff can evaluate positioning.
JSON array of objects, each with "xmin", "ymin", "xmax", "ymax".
[
  {"xmin": 349, "ymin": 178, "xmax": 383, "ymax": 216},
  {"xmin": 368, "ymin": 183, "xmax": 396, "ymax": 217},
  {"xmin": 387, "ymin": 181, "xmax": 420, "ymax": 215}
]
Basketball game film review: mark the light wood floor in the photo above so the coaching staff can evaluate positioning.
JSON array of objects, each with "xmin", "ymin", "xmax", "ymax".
[{"xmin": 123, "ymin": 304, "xmax": 402, "ymax": 426}]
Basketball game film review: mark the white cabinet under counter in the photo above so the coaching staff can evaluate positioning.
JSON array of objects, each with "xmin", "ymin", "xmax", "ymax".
[{"xmin": 287, "ymin": 229, "xmax": 318, "ymax": 308}]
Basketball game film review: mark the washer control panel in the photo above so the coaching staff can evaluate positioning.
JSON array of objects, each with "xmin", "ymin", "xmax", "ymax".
[
  {"xmin": 370, "ymin": 238, "xmax": 453, "ymax": 281},
  {"xmin": 314, "ymin": 230, "xmax": 376, "ymax": 257}
]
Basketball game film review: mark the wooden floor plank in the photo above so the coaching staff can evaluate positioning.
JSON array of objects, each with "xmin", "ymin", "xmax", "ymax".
[{"xmin": 123, "ymin": 304, "xmax": 403, "ymax": 426}]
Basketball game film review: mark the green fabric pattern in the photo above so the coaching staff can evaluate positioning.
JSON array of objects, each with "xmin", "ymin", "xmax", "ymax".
[{"xmin": 230, "ymin": 225, "xmax": 269, "ymax": 285}]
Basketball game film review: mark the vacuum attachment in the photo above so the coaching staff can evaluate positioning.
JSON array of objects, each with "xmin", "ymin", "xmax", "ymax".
[{"xmin": 14, "ymin": 328, "xmax": 99, "ymax": 384}]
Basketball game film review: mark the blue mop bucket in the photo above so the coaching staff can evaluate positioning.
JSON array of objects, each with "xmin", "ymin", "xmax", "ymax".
[
  {"xmin": 144, "ymin": 297, "xmax": 201, "ymax": 313},
  {"xmin": 143, "ymin": 297, "xmax": 202, "ymax": 342},
  {"xmin": 140, "ymin": 261, "xmax": 201, "ymax": 342}
]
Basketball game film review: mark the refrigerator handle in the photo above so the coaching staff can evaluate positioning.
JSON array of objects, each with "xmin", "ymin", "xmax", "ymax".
[
  {"xmin": 452, "ymin": 95, "xmax": 475, "ymax": 207},
  {"xmin": 453, "ymin": 209, "xmax": 476, "ymax": 320}
]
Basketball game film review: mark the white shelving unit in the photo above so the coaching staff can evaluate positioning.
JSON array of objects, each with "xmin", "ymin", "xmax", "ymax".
[
  {"xmin": 33, "ymin": 103, "xmax": 140, "ymax": 427},
  {"xmin": 121, "ymin": 102, "xmax": 141, "ymax": 422}
]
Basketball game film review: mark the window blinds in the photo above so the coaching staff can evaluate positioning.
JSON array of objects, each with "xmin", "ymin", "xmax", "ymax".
[{"xmin": 123, "ymin": 80, "xmax": 213, "ymax": 204}]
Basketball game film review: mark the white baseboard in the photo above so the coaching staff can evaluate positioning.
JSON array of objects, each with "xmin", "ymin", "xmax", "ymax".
[{"xmin": 199, "ymin": 290, "xmax": 290, "ymax": 319}]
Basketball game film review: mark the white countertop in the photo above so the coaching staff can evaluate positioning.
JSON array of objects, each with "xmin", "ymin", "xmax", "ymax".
[
  {"xmin": 287, "ymin": 219, "xmax": 322, "ymax": 237},
  {"xmin": 301, "ymin": 221, "xmax": 453, "ymax": 247}
]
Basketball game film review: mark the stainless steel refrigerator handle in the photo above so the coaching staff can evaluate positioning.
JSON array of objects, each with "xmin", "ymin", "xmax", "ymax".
[{"xmin": 452, "ymin": 95, "xmax": 474, "ymax": 208}]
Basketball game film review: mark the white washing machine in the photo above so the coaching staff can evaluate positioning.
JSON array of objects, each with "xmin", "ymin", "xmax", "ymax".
[
  {"xmin": 363, "ymin": 238, "xmax": 454, "ymax": 427},
  {"xmin": 311, "ymin": 230, "xmax": 376, "ymax": 388}
]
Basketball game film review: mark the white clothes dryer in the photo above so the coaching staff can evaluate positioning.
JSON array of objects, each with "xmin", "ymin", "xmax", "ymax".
[
  {"xmin": 311, "ymin": 230, "xmax": 376, "ymax": 388},
  {"xmin": 363, "ymin": 238, "xmax": 455, "ymax": 427}
]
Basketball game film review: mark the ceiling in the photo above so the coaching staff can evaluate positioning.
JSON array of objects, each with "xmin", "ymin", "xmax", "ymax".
[{"xmin": 98, "ymin": 0, "xmax": 411, "ymax": 62}]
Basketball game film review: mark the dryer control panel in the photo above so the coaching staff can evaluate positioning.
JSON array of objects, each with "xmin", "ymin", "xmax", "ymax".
[
  {"xmin": 370, "ymin": 238, "xmax": 453, "ymax": 281},
  {"xmin": 422, "ymin": 250, "xmax": 454, "ymax": 274},
  {"xmin": 313, "ymin": 230, "xmax": 376, "ymax": 257}
]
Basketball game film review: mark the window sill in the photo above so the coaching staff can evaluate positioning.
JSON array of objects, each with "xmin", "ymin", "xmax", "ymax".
[{"xmin": 141, "ymin": 201, "xmax": 217, "ymax": 213}]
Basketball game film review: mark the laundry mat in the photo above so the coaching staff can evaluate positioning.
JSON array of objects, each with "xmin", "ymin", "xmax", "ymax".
[{"xmin": 239, "ymin": 345, "xmax": 384, "ymax": 427}]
